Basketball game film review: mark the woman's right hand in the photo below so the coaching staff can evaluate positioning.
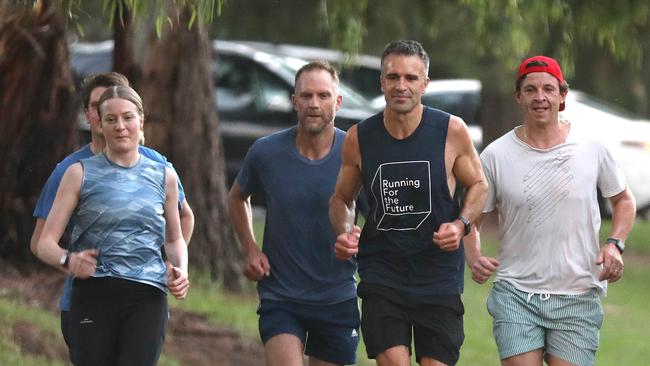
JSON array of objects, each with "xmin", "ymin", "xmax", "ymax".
[
  {"xmin": 68, "ymin": 249, "xmax": 99, "ymax": 279},
  {"xmin": 167, "ymin": 262, "xmax": 190, "ymax": 299}
]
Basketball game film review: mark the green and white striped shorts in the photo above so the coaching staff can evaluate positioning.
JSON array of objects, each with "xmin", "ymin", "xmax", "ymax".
[{"xmin": 487, "ymin": 281, "xmax": 603, "ymax": 366}]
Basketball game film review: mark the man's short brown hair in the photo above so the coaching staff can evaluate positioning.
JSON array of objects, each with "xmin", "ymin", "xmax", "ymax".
[
  {"xmin": 80, "ymin": 72, "xmax": 129, "ymax": 109},
  {"xmin": 294, "ymin": 60, "xmax": 339, "ymax": 91}
]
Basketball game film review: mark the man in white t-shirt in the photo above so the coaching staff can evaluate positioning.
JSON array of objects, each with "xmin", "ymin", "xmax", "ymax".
[{"xmin": 465, "ymin": 56, "xmax": 636, "ymax": 366}]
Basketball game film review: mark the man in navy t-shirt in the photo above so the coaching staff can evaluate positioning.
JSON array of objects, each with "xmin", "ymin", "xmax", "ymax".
[
  {"xmin": 30, "ymin": 72, "xmax": 194, "ymax": 362},
  {"xmin": 228, "ymin": 61, "xmax": 359, "ymax": 366}
]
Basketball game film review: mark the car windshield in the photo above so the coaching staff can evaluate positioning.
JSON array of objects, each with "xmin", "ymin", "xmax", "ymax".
[{"xmin": 572, "ymin": 91, "xmax": 642, "ymax": 120}]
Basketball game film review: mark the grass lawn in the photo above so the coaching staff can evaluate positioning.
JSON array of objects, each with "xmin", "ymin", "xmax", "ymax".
[
  {"xmin": 1, "ymin": 219, "xmax": 648, "ymax": 365},
  {"xmin": 175, "ymin": 218, "xmax": 650, "ymax": 365}
]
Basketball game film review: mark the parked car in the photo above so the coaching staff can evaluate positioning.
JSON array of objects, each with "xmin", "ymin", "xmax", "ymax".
[
  {"xmin": 68, "ymin": 40, "xmax": 374, "ymax": 183},
  {"xmin": 370, "ymin": 79, "xmax": 650, "ymax": 217},
  {"xmin": 236, "ymin": 41, "xmax": 383, "ymax": 100},
  {"xmin": 370, "ymin": 79, "xmax": 483, "ymax": 149}
]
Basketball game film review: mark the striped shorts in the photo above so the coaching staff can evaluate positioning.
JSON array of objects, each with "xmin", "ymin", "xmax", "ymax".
[{"xmin": 486, "ymin": 281, "xmax": 603, "ymax": 366}]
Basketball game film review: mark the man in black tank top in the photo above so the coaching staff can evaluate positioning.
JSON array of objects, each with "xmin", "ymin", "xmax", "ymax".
[{"xmin": 329, "ymin": 40, "xmax": 488, "ymax": 366}]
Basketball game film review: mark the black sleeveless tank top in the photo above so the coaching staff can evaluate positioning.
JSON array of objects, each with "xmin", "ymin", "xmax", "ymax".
[{"xmin": 357, "ymin": 106, "xmax": 464, "ymax": 295}]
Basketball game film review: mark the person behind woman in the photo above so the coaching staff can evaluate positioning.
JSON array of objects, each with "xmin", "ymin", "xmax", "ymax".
[{"xmin": 36, "ymin": 85, "xmax": 189, "ymax": 366}]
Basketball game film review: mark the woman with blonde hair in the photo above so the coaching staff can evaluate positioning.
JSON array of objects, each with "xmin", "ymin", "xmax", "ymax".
[{"xmin": 36, "ymin": 85, "xmax": 189, "ymax": 366}]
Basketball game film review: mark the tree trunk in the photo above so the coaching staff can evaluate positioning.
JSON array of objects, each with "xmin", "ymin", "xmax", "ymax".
[
  {"xmin": 479, "ymin": 80, "xmax": 522, "ymax": 147},
  {"xmin": 140, "ymin": 8, "xmax": 243, "ymax": 291},
  {"xmin": 0, "ymin": 0, "xmax": 77, "ymax": 264},
  {"xmin": 112, "ymin": 1, "xmax": 141, "ymax": 88}
]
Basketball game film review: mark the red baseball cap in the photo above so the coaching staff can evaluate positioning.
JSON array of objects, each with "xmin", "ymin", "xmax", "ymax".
[{"xmin": 517, "ymin": 55, "xmax": 566, "ymax": 111}]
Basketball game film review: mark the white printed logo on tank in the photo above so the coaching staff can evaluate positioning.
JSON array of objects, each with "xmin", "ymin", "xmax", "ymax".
[
  {"xmin": 524, "ymin": 151, "xmax": 574, "ymax": 228},
  {"xmin": 371, "ymin": 161, "xmax": 431, "ymax": 231}
]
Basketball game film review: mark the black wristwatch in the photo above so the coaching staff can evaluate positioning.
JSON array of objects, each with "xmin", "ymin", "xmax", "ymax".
[
  {"xmin": 606, "ymin": 237, "xmax": 625, "ymax": 254},
  {"xmin": 458, "ymin": 216, "xmax": 471, "ymax": 236}
]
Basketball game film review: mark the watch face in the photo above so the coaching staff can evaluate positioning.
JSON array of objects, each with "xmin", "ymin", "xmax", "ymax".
[
  {"xmin": 617, "ymin": 241, "xmax": 625, "ymax": 252},
  {"xmin": 607, "ymin": 238, "xmax": 624, "ymax": 253},
  {"xmin": 59, "ymin": 252, "xmax": 69, "ymax": 266}
]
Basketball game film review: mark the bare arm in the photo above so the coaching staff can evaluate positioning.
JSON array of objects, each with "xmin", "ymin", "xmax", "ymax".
[
  {"xmin": 30, "ymin": 219, "xmax": 45, "ymax": 256},
  {"xmin": 36, "ymin": 164, "xmax": 85, "ymax": 268},
  {"xmin": 329, "ymin": 125, "xmax": 363, "ymax": 236},
  {"xmin": 464, "ymin": 213, "xmax": 485, "ymax": 267},
  {"xmin": 179, "ymin": 199, "xmax": 194, "ymax": 245},
  {"xmin": 607, "ymin": 188, "xmax": 636, "ymax": 242},
  {"xmin": 228, "ymin": 181, "xmax": 270, "ymax": 281},
  {"xmin": 163, "ymin": 168, "xmax": 190, "ymax": 299},
  {"xmin": 434, "ymin": 116, "xmax": 488, "ymax": 250},
  {"xmin": 329, "ymin": 125, "xmax": 363, "ymax": 259},
  {"xmin": 464, "ymin": 212, "xmax": 499, "ymax": 284},
  {"xmin": 597, "ymin": 188, "xmax": 636, "ymax": 282},
  {"xmin": 450, "ymin": 116, "xmax": 488, "ymax": 224},
  {"xmin": 168, "ymin": 168, "xmax": 193, "ymax": 245}
]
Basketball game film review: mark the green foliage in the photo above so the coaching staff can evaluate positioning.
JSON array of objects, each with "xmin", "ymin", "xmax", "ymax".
[
  {"xmin": 109, "ymin": 0, "xmax": 223, "ymax": 36},
  {"xmin": 319, "ymin": 0, "xmax": 368, "ymax": 57},
  {"xmin": 571, "ymin": 1, "xmax": 648, "ymax": 67},
  {"xmin": 459, "ymin": 0, "xmax": 649, "ymax": 81},
  {"xmin": 60, "ymin": 0, "xmax": 224, "ymax": 38}
]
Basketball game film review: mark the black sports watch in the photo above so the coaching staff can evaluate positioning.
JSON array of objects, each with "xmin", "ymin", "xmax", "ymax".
[
  {"xmin": 606, "ymin": 237, "xmax": 625, "ymax": 254},
  {"xmin": 458, "ymin": 216, "xmax": 471, "ymax": 236}
]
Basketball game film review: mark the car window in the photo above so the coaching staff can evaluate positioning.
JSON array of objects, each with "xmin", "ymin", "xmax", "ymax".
[
  {"xmin": 266, "ymin": 54, "xmax": 373, "ymax": 112},
  {"xmin": 422, "ymin": 91, "xmax": 480, "ymax": 126},
  {"xmin": 214, "ymin": 54, "xmax": 292, "ymax": 113},
  {"xmin": 339, "ymin": 67, "xmax": 382, "ymax": 100},
  {"xmin": 252, "ymin": 66, "xmax": 293, "ymax": 112},
  {"xmin": 213, "ymin": 56, "xmax": 255, "ymax": 111}
]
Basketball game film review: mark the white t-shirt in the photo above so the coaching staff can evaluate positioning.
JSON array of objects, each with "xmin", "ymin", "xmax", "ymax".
[{"xmin": 481, "ymin": 125, "xmax": 626, "ymax": 295}]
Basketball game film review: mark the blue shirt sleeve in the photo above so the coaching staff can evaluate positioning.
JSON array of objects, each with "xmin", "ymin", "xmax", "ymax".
[
  {"xmin": 139, "ymin": 146, "xmax": 186, "ymax": 206},
  {"xmin": 236, "ymin": 142, "xmax": 262, "ymax": 195},
  {"xmin": 33, "ymin": 144, "xmax": 94, "ymax": 218},
  {"xmin": 33, "ymin": 163, "xmax": 67, "ymax": 218}
]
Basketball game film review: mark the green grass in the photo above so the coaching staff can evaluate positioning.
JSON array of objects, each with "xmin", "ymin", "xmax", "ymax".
[
  {"xmin": 0, "ymin": 298, "xmax": 65, "ymax": 366},
  {"xmin": 171, "ymin": 272, "xmax": 260, "ymax": 337},
  {"xmin": 2, "ymin": 219, "xmax": 648, "ymax": 365},
  {"xmin": 174, "ymin": 218, "xmax": 650, "ymax": 365},
  {"xmin": 600, "ymin": 220, "xmax": 650, "ymax": 255},
  {"xmin": 0, "ymin": 297, "xmax": 182, "ymax": 366},
  {"xmin": 460, "ymin": 220, "xmax": 650, "ymax": 365}
]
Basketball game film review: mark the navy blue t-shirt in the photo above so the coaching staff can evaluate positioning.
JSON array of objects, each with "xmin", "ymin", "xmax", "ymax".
[
  {"xmin": 237, "ymin": 127, "xmax": 357, "ymax": 305},
  {"xmin": 357, "ymin": 107, "xmax": 464, "ymax": 296}
]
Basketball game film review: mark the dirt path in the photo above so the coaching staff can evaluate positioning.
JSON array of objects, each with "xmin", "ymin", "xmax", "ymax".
[{"xmin": 0, "ymin": 262, "xmax": 265, "ymax": 366}]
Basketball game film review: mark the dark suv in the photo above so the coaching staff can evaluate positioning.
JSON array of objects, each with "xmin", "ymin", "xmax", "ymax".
[{"xmin": 69, "ymin": 40, "xmax": 374, "ymax": 182}]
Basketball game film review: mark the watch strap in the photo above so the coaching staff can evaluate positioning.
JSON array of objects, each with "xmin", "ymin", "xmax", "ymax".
[
  {"xmin": 606, "ymin": 237, "xmax": 624, "ymax": 254},
  {"xmin": 458, "ymin": 216, "xmax": 471, "ymax": 236}
]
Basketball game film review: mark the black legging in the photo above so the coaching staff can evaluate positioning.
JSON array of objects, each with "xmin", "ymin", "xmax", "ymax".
[{"xmin": 70, "ymin": 277, "xmax": 168, "ymax": 366}]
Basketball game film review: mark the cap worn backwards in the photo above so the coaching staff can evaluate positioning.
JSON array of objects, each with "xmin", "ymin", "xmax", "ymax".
[{"xmin": 517, "ymin": 55, "xmax": 566, "ymax": 111}]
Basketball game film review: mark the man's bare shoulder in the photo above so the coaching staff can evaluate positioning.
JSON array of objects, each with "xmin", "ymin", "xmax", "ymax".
[{"xmin": 446, "ymin": 114, "xmax": 473, "ymax": 149}]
